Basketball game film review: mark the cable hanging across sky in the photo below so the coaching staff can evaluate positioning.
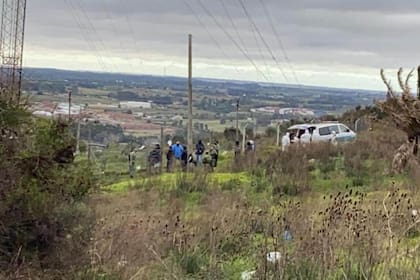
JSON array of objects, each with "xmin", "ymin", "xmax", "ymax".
[
  {"xmin": 63, "ymin": 0, "xmax": 109, "ymax": 72},
  {"xmin": 218, "ymin": 0, "xmax": 273, "ymax": 81},
  {"xmin": 182, "ymin": 0, "xmax": 240, "ymax": 75},
  {"xmin": 74, "ymin": 0, "xmax": 121, "ymax": 72},
  {"xmin": 258, "ymin": 0, "xmax": 301, "ymax": 87},
  {"xmin": 69, "ymin": 0, "xmax": 121, "ymax": 72},
  {"xmin": 100, "ymin": 0, "xmax": 136, "ymax": 72},
  {"xmin": 238, "ymin": 0, "xmax": 289, "ymax": 83},
  {"xmin": 195, "ymin": 0, "xmax": 269, "ymax": 82}
]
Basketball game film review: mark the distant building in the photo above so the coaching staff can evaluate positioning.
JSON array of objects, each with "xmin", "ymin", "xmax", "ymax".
[
  {"xmin": 270, "ymin": 119, "xmax": 290, "ymax": 126},
  {"xmin": 250, "ymin": 107, "xmax": 278, "ymax": 114},
  {"xmin": 171, "ymin": 115, "xmax": 183, "ymax": 121},
  {"xmin": 251, "ymin": 106, "xmax": 315, "ymax": 118},
  {"xmin": 32, "ymin": 111, "xmax": 53, "ymax": 118},
  {"xmin": 119, "ymin": 101, "xmax": 152, "ymax": 109},
  {"xmin": 251, "ymin": 107, "xmax": 315, "ymax": 117},
  {"xmin": 134, "ymin": 112, "xmax": 145, "ymax": 117},
  {"xmin": 278, "ymin": 108, "xmax": 315, "ymax": 117},
  {"xmin": 53, "ymin": 103, "xmax": 83, "ymax": 116}
]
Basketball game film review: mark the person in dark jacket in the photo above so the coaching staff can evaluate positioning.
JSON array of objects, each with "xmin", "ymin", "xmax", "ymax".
[
  {"xmin": 181, "ymin": 145, "xmax": 188, "ymax": 171},
  {"xmin": 148, "ymin": 144, "xmax": 161, "ymax": 173},
  {"xmin": 166, "ymin": 147, "xmax": 174, "ymax": 172},
  {"xmin": 195, "ymin": 140, "xmax": 205, "ymax": 165},
  {"xmin": 128, "ymin": 149, "xmax": 136, "ymax": 178},
  {"xmin": 234, "ymin": 140, "xmax": 241, "ymax": 158}
]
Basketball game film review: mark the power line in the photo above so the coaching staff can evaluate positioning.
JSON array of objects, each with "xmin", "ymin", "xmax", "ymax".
[
  {"xmin": 122, "ymin": 0, "xmax": 143, "ymax": 64},
  {"xmin": 195, "ymin": 0, "xmax": 269, "ymax": 81},
  {"xmin": 218, "ymin": 0, "xmax": 248, "ymax": 55},
  {"xmin": 258, "ymin": 0, "xmax": 301, "ymax": 87},
  {"xmin": 219, "ymin": 0, "xmax": 272, "ymax": 80},
  {"xmin": 101, "ymin": 0, "xmax": 136, "ymax": 73},
  {"xmin": 242, "ymin": 4, "xmax": 272, "ymax": 80},
  {"xmin": 63, "ymin": 0, "xmax": 109, "ymax": 71},
  {"xmin": 72, "ymin": 0, "xmax": 120, "ymax": 72},
  {"xmin": 182, "ymin": 0, "xmax": 240, "ymax": 74},
  {"xmin": 237, "ymin": 0, "xmax": 289, "ymax": 82}
]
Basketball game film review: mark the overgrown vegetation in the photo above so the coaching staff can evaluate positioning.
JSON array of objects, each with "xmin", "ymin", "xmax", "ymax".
[
  {"xmin": 4, "ymin": 76, "xmax": 420, "ymax": 279},
  {"xmin": 0, "ymin": 100, "xmax": 95, "ymax": 278},
  {"xmin": 379, "ymin": 68, "xmax": 420, "ymax": 173},
  {"xmin": 86, "ymin": 119, "xmax": 420, "ymax": 280}
]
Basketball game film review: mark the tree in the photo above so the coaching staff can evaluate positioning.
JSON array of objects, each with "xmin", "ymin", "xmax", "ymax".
[
  {"xmin": 265, "ymin": 126, "xmax": 277, "ymax": 137},
  {"xmin": 222, "ymin": 127, "xmax": 235, "ymax": 142},
  {"xmin": 379, "ymin": 67, "xmax": 420, "ymax": 173}
]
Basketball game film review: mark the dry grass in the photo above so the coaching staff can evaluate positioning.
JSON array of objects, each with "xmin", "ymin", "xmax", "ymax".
[
  {"xmin": 90, "ymin": 188, "xmax": 252, "ymax": 279},
  {"xmin": 7, "ymin": 114, "xmax": 420, "ymax": 279},
  {"xmin": 89, "ymin": 183, "xmax": 420, "ymax": 279},
  {"xmin": 84, "ymin": 121, "xmax": 420, "ymax": 279}
]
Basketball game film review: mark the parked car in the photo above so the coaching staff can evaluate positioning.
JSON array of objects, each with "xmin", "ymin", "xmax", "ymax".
[{"xmin": 285, "ymin": 122, "xmax": 356, "ymax": 145}]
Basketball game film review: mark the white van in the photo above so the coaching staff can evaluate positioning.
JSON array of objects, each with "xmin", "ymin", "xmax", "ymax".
[{"xmin": 286, "ymin": 122, "xmax": 356, "ymax": 144}]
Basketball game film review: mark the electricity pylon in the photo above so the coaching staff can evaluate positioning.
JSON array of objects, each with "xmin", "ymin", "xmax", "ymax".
[{"xmin": 0, "ymin": 0, "xmax": 27, "ymax": 105}]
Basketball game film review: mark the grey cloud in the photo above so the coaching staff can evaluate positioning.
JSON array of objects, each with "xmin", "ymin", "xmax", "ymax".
[{"xmin": 23, "ymin": 0, "xmax": 420, "ymax": 89}]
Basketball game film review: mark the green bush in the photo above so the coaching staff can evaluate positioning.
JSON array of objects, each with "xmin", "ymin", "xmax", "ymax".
[
  {"xmin": 0, "ymin": 101, "xmax": 94, "ymax": 272},
  {"xmin": 251, "ymin": 169, "xmax": 271, "ymax": 193},
  {"xmin": 221, "ymin": 178, "xmax": 241, "ymax": 191}
]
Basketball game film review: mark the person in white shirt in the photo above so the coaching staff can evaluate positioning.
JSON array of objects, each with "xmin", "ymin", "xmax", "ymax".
[
  {"xmin": 282, "ymin": 132, "xmax": 291, "ymax": 151},
  {"xmin": 331, "ymin": 131, "xmax": 338, "ymax": 146}
]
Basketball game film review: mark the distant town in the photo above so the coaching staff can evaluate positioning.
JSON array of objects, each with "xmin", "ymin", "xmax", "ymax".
[{"xmin": 25, "ymin": 67, "xmax": 385, "ymax": 144}]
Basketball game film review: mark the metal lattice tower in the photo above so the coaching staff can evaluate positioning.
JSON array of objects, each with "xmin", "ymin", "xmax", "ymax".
[{"xmin": 0, "ymin": 0, "xmax": 26, "ymax": 105}]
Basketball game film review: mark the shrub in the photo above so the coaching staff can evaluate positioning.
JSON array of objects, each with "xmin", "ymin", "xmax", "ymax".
[
  {"xmin": 177, "ymin": 249, "xmax": 208, "ymax": 275},
  {"xmin": 0, "ymin": 101, "xmax": 94, "ymax": 273}
]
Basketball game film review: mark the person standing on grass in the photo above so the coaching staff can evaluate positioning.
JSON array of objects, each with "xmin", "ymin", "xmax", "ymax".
[
  {"xmin": 148, "ymin": 144, "xmax": 161, "ymax": 174},
  {"xmin": 171, "ymin": 141, "xmax": 184, "ymax": 161},
  {"xmin": 181, "ymin": 145, "xmax": 189, "ymax": 171},
  {"xmin": 203, "ymin": 151, "xmax": 213, "ymax": 171},
  {"xmin": 282, "ymin": 132, "xmax": 290, "ymax": 152},
  {"xmin": 214, "ymin": 141, "xmax": 220, "ymax": 166},
  {"xmin": 331, "ymin": 131, "xmax": 338, "ymax": 146},
  {"xmin": 250, "ymin": 140, "xmax": 256, "ymax": 152},
  {"xmin": 245, "ymin": 141, "xmax": 253, "ymax": 154},
  {"xmin": 234, "ymin": 140, "xmax": 241, "ymax": 158},
  {"xmin": 128, "ymin": 149, "xmax": 136, "ymax": 178},
  {"xmin": 166, "ymin": 146, "xmax": 173, "ymax": 172},
  {"xmin": 210, "ymin": 142, "xmax": 219, "ymax": 168},
  {"xmin": 195, "ymin": 140, "xmax": 205, "ymax": 165}
]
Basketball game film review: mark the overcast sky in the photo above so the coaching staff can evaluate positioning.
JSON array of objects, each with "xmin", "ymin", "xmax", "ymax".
[{"xmin": 23, "ymin": 0, "xmax": 420, "ymax": 90}]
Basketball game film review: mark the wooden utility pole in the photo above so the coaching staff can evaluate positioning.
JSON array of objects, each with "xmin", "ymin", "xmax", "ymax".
[
  {"xmin": 187, "ymin": 34, "xmax": 193, "ymax": 154},
  {"xmin": 417, "ymin": 66, "xmax": 420, "ymax": 99},
  {"xmin": 76, "ymin": 106, "xmax": 81, "ymax": 154},
  {"xmin": 235, "ymin": 99, "xmax": 239, "ymax": 142},
  {"xmin": 87, "ymin": 123, "xmax": 92, "ymax": 163},
  {"xmin": 276, "ymin": 123, "xmax": 281, "ymax": 146},
  {"xmin": 160, "ymin": 126, "xmax": 164, "ymax": 174},
  {"xmin": 68, "ymin": 89, "xmax": 72, "ymax": 122},
  {"xmin": 253, "ymin": 118, "xmax": 257, "ymax": 139},
  {"xmin": 242, "ymin": 123, "xmax": 248, "ymax": 152}
]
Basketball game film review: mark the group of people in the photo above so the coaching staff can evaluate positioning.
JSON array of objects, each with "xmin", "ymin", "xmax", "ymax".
[
  {"xmin": 130, "ymin": 138, "xmax": 258, "ymax": 176},
  {"xmin": 233, "ymin": 140, "xmax": 256, "ymax": 158},
  {"xmin": 164, "ymin": 140, "xmax": 220, "ymax": 172}
]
